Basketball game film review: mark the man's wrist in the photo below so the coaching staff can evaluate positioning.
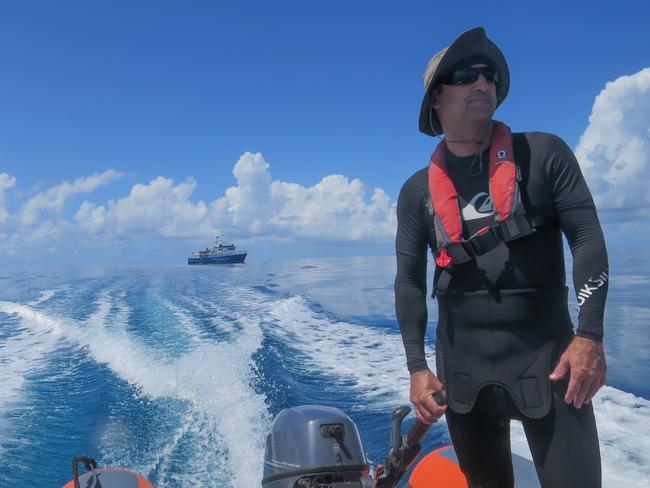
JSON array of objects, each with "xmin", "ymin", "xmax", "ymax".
[
  {"xmin": 575, "ymin": 329, "xmax": 603, "ymax": 342},
  {"xmin": 408, "ymin": 364, "xmax": 430, "ymax": 376}
]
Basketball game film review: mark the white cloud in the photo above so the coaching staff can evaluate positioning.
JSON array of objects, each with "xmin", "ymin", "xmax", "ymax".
[
  {"xmin": 268, "ymin": 175, "xmax": 394, "ymax": 240},
  {"xmin": 575, "ymin": 68, "xmax": 650, "ymax": 220},
  {"xmin": 75, "ymin": 152, "xmax": 397, "ymax": 243},
  {"xmin": 209, "ymin": 152, "xmax": 274, "ymax": 234},
  {"xmin": 209, "ymin": 152, "xmax": 396, "ymax": 241},
  {"xmin": 75, "ymin": 176, "xmax": 210, "ymax": 237},
  {"xmin": 0, "ymin": 173, "xmax": 17, "ymax": 224},
  {"xmin": 20, "ymin": 170, "xmax": 123, "ymax": 226}
]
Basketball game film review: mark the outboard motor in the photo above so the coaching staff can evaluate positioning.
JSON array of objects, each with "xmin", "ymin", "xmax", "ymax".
[{"xmin": 262, "ymin": 405, "xmax": 372, "ymax": 488}]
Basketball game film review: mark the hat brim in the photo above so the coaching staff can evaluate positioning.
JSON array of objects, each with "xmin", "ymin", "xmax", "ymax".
[{"xmin": 418, "ymin": 27, "xmax": 510, "ymax": 137}]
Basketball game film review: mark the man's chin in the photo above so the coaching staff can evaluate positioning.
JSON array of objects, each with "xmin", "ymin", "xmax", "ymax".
[{"xmin": 466, "ymin": 106, "xmax": 496, "ymax": 122}]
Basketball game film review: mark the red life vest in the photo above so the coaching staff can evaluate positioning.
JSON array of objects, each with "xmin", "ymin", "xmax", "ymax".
[{"xmin": 428, "ymin": 121, "xmax": 536, "ymax": 267}]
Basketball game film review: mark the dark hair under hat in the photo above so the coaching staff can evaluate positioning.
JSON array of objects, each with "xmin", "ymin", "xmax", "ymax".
[{"xmin": 418, "ymin": 27, "xmax": 510, "ymax": 137}]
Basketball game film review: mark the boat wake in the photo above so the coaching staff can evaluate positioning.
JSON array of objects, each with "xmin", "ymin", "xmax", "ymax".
[{"xmin": 1, "ymin": 270, "xmax": 649, "ymax": 487}]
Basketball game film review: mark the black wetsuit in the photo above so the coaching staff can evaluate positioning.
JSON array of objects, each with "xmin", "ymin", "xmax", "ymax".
[{"xmin": 395, "ymin": 132, "xmax": 608, "ymax": 488}]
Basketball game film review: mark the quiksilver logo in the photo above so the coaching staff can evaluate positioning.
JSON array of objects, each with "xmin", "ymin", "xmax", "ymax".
[
  {"xmin": 577, "ymin": 271, "xmax": 609, "ymax": 308},
  {"xmin": 462, "ymin": 192, "xmax": 493, "ymax": 220}
]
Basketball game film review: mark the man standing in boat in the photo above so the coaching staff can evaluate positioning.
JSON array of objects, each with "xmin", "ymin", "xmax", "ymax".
[{"xmin": 395, "ymin": 27, "xmax": 608, "ymax": 487}]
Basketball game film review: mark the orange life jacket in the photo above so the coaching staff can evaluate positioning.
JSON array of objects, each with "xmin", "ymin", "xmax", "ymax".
[{"xmin": 428, "ymin": 121, "xmax": 537, "ymax": 267}]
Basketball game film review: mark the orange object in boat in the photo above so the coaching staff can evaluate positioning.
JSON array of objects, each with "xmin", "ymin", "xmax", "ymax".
[{"xmin": 407, "ymin": 446, "xmax": 468, "ymax": 487}]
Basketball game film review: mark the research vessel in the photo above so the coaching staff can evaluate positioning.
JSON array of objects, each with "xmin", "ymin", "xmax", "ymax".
[{"xmin": 187, "ymin": 236, "xmax": 247, "ymax": 265}]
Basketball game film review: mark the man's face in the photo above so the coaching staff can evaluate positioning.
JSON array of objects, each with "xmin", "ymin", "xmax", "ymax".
[{"xmin": 433, "ymin": 64, "xmax": 498, "ymax": 129}]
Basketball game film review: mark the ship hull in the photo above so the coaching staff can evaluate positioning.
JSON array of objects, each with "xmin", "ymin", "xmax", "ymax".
[{"xmin": 188, "ymin": 253, "xmax": 247, "ymax": 265}]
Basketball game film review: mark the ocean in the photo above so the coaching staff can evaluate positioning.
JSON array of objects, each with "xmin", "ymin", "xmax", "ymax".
[{"xmin": 0, "ymin": 254, "xmax": 648, "ymax": 487}]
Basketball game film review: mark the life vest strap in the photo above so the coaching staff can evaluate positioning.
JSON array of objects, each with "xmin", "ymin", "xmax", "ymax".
[{"xmin": 442, "ymin": 213, "xmax": 537, "ymax": 265}]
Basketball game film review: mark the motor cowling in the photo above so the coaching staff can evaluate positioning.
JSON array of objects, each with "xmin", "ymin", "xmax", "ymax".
[{"xmin": 262, "ymin": 405, "xmax": 371, "ymax": 488}]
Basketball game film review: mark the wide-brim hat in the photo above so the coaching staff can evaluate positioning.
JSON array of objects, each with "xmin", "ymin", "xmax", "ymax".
[{"xmin": 418, "ymin": 27, "xmax": 510, "ymax": 137}]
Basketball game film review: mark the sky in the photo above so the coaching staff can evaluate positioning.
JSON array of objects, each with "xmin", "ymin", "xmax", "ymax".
[{"xmin": 0, "ymin": 0, "xmax": 649, "ymax": 266}]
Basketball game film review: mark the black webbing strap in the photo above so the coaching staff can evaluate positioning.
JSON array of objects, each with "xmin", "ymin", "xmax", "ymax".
[{"xmin": 445, "ymin": 213, "xmax": 539, "ymax": 264}]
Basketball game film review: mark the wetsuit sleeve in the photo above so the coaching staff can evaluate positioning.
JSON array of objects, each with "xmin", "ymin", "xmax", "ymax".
[
  {"xmin": 395, "ymin": 175, "xmax": 431, "ymax": 374},
  {"xmin": 546, "ymin": 135, "xmax": 609, "ymax": 341}
]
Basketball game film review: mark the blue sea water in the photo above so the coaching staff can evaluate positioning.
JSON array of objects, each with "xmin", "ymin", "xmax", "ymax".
[{"xmin": 0, "ymin": 255, "xmax": 648, "ymax": 487}]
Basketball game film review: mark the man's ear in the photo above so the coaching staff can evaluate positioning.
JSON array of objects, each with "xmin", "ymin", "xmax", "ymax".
[{"xmin": 430, "ymin": 89, "xmax": 439, "ymax": 109}]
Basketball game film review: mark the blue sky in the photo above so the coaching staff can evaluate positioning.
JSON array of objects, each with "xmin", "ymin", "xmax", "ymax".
[{"xmin": 1, "ymin": 0, "xmax": 649, "ymax": 266}]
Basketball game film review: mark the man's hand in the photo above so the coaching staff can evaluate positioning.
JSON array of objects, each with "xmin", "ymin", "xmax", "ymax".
[
  {"xmin": 410, "ymin": 369, "xmax": 447, "ymax": 425},
  {"xmin": 549, "ymin": 336, "xmax": 606, "ymax": 409}
]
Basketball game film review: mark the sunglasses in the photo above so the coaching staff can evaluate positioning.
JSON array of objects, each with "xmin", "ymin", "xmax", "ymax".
[{"xmin": 441, "ymin": 66, "xmax": 499, "ymax": 86}]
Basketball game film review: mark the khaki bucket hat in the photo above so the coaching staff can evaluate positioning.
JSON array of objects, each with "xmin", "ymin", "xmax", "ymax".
[{"xmin": 418, "ymin": 27, "xmax": 510, "ymax": 136}]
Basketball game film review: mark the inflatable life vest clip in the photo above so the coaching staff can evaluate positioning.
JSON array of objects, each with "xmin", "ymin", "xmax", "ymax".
[{"xmin": 435, "ymin": 249, "xmax": 453, "ymax": 267}]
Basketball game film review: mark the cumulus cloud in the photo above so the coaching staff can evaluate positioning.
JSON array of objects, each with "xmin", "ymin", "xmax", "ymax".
[
  {"xmin": 75, "ymin": 152, "xmax": 397, "ymax": 242},
  {"xmin": 210, "ymin": 152, "xmax": 274, "ymax": 234},
  {"xmin": 268, "ymin": 176, "xmax": 394, "ymax": 240},
  {"xmin": 206, "ymin": 152, "xmax": 395, "ymax": 240},
  {"xmin": 211, "ymin": 152, "xmax": 396, "ymax": 241},
  {"xmin": 0, "ymin": 173, "xmax": 17, "ymax": 224},
  {"xmin": 75, "ymin": 176, "xmax": 209, "ymax": 237},
  {"xmin": 20, "ymin": 170, "xmax": 123, "ymax": 225},
  {"xmin": 575, "ymin": 68, "xmax": 650, "ymax": 220}
]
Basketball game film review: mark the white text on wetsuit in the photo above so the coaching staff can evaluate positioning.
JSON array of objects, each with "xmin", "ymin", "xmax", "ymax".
[{"xmin": 577, "ymin": 271, "xmax": 609, "ymax": 308}]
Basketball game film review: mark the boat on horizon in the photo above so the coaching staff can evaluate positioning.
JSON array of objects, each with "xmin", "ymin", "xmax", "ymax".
[{"xmin": 187, "ymin": 236, "xmax": 247, "ymax": 265}]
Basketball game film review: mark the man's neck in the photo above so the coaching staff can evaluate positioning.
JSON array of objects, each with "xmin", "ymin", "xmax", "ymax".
[{"xmin": 444, "ymin": 120, "xmax": 493, "ymax": 157}]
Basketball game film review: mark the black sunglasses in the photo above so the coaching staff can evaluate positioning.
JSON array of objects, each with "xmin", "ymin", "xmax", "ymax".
[{"xmin": 441, "ymin": 66, "xmax": 499, "ymax": 86}]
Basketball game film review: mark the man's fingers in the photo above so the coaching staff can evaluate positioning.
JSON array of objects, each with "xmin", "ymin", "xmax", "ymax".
[
  {"xmin": 584, "ymin": 381, "xmax": 601, "ymax": 405},
  {"xmin": 584, "ymin": 372, "xmax": 606, "ymax": 404},
  {"xmin": 573, "ymin": 379, "xmax": 591, "ymax": 408},
  {"xmin": 415, "ymin": 407, "xmax": 434, "ymax": 425},
  {"xmin": 432, "ymin": 390, "xmax": 447, "ymax": 406},
  {"xmin": 415, "ymin": 405, "xmax": 443, "ymax": 425},
  {"xmin": 564, "ymin": 374, "xmax": 580, "ymax": 404},
  {"xmin": 414, "ymin": 394, "xmax": 447, "ymax": 424},
  {"xmin": 550, "ymin": 356, "xmax": 569, "ymax": 381},
  {"xmin": 410, "ymin": 369, "xmax": 447, "ymax": 423}
]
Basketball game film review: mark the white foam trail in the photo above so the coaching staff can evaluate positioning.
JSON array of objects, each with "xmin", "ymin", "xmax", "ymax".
[
  {"xmin": 0, "ymin": 328, "xmax": 60, "ymax": 406},
  {"xmin": 0, "ymin": 301, "xmax": 71, "ymax": 457},
  {"xmin": 507, "ymin": 388, "xmax": 650, "ymax": 487},
  {"xmin": 267, "ymin": 295, "xmax": 415, "ymax": 406},
  {"xmin": 101, "ymin": 408, "xmax": 233, "ymax": 486},
  {"xmin": 85, "ymin": 290, "xmax": 113, "ymax": 325},
  {"xmin": 595, "ymin": 387, "xmax": 650, "ymax": 487},
  {"xmin": 184, "ymin": 293, "xmax": 246, "ymax": 336},
  {"xmin": 132, "ymin": 320, "xmax": 269, "ymax": 487},
  {"xmin": 0, "ymin": 302, "xmax": 68, "ymax": 368},
  {"xmin": 1, "ymin": 294, "xmax": 270, "ymax": 487},
  {"xmin": 0, "ymin": 301, "xmax": 67, "ymax": 337},
  {"xmin": 80, "ymin": 290, "xmax": 270, "ymax": 485},
  {"xmin": 0, "ymin": 306, "xmax": 63, "ymax": 453},
  {"xmin": 160, "ymin": 294, "xmax": 240, "ymax": 346},
  {"xmin": 146, "ymin": 411, "xmax": 229, "ymax": 484},
  {"xmin": 27, "ymin": 289, "xmax": 58, "ymax": 306},
  {"xmin": 160, "ymin": 297, "xmax": 202, "ymax": 347},
  {"xmin": 112, "ymin": 290, "xmax": 131, "ymax": 328}
]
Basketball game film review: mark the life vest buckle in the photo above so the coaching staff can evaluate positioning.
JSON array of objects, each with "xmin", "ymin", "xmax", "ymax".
[{"xmin": 465, "ymin": 226, "xmax": 501, "ymax": 256}]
